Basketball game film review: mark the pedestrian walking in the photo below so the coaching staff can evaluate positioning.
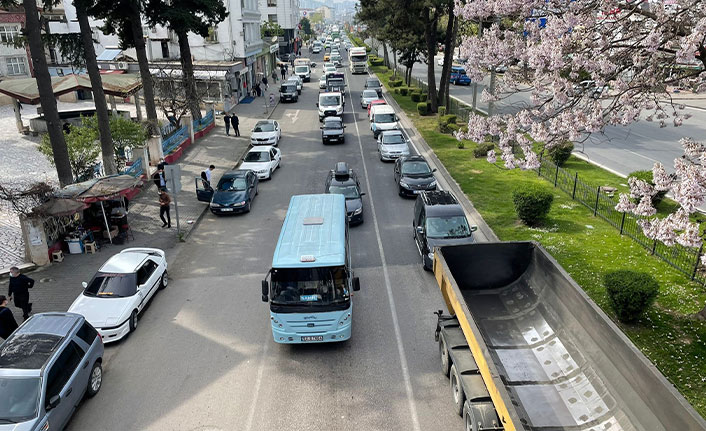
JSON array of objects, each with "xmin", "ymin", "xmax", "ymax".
[
  {"xmin": 272, "ymin": 70, "xmax": 278, "ymax": 83},
  {"xmin": 280, "ymin": 65, "xmax": 286, "ymax": 80},
  {"xmin": 8, "ymin": 267, "xmax": 33, "ymax": 321},
  {"xmin": 153, "ymin": 165, "xmax": 167, "ymax": 191},
  {"xmin": 224, "ymin": 112, "xmax": 231, "ymax": 136},
  {"xmin": 232, "ymin": 114, "xmax": 240, "ymax": 136},
  {"xmin": 159, "ymin": 189, "xmax": 171, "ymax": 228},
  {"xmin": 262, "ymin": 76, "xmax": 268, "ymax": 90},
  {"xmin": 255, "ymin": 82, "xmax": 262, "ymax": 97},
  {"xmin": 0, "ymin": 295, "xmax": 18, "ymax": 339}
]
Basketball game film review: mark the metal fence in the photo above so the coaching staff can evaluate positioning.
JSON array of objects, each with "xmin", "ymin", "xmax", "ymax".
[
  {"xmin": 162, "ymin": 126, "xmax": 189, "ymax": 155},
  {"xmin": 161, "ymin": 122, "xmax": 178, "ymax": 139},
  {"xmin": 537, "ymin": 154, "xmax": 705, "ymax": 283},
  {"xmin": 193, "ymin": 110, "xmax": 214, "ymax": 132},
  {"xmin": 123, "ymin": 156, "xmax": 144, "ymax": 178}
]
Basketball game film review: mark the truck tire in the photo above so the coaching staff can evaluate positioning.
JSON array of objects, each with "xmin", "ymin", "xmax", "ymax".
[
  {"xmin": 450, "ymin": 364, "xmax": 465, "ymax": 417},
  {"xmin": 439, "ymin": 333, "xmax": 450, "ymax": 376},
  {"xmin": 463, "ymin": 400, "xmax": 479, "ymax": 431}
]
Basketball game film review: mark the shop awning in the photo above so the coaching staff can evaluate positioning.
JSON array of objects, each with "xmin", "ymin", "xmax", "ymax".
[
  {"xmin": 31, "ymin": 198, "xmax": 89, "ymax": 217},
  {"xmin": 0, "ymin": 74, "xmax": 143, "ymax": 104},
  {"xmin": 54, "ymin": 175, "xmax": 143, "ymax": 203}
]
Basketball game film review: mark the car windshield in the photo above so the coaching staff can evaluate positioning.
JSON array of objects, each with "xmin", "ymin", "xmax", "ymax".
[
  {"xmin": 362, "ymin": 90, "xmax": 378, "ymax": 98},
  {"xmin": 323, "ymin": 120, "xmax": 342, "ymax": 129},
  {"xmin": 328, "ymin": 79, "xmax": 344, "ymax": 86},
  {"xmin": 383, "ymin": 133, "xmax": 405, "ymax": 144},
  {"xmin": 295, "ymin": 66, "xmax": 308, "ymax": 73},
  {"xmin": 366, "ymin": 79, "xmax": 380, "ymax": 87},
  {"xmin": 281, "ymin": 85, "xmax": 296, "ymax": 92},
  {"xmin": 320, "ymin": 95, "xmax": 341, "ymax": 106},
  {"xmin": 0, "ymin": 377, "xmax": 40, "ymax": 422},
  {"xmin": 84, "ymin": 272, "xmax": 137, "ymax": 298},
  {"xmin": 244, "ymin": 151, "xmax": 269, "ymax": 162},
  {"xmin": 401, "ymin": 161, "xmax": 432, "ymax": 175},
  {"xmin": 452, "ymin": 69, "xmax": 467, "ymax": 75},
  {"xmin": 329, "ymin": 184, "xmax": 360, "ymax": 199},
  {"xmin": 271, "ymin": 267, "xmax": 349, "ymax": 306},
  {"xmin": 218, "ymin": 177, "xmax": 247, "ymax": 191},
  {"xmin": 253, "ymin": 123, "xmax": 274, "ymax": 132},
  {"xmin": 351, "ymin": 54, "xmax": 367, "ymax": 62},
  {"xmin": 374, "ymin": 113, "xmax": 396, "ymax": 123},
  {"xmin": 426, "ymin": 215, "xmax": 472, "ymax": 239}
]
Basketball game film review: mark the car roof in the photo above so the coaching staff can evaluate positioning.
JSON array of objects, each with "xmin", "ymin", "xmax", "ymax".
[
  {"xmin": 100, "ymin": 251, "xmax": 148, "ymax": 273},
  {"xmin": 248, "ymin": 145, "xmax": 275, "ymax": 152},
  {"xmin": 371, "ymin": 104, "xmax": 395, "ymax": 114},
  {"xmin": 401, "ymin": 155, "xmax": 427, "ymax": 164},
  {"xmin": 421, "ymin": 191, "xmax": 465, "ymax": 217},
  {"xmin": 366, "ymin": 78, "xmax": 380, "ymax": 83},
  {"xmin": 381, "ymin": 130, "xmax": 404, "ymax": 137},
  {"xmin": 221, "ymin": 169, "xmax": 250, "ymax": 179},
  {"xmin": 363, "ymin": 89, "xmax": 378, "ymax": 95},
  {"xmin": 255, "ymin": 119, "xmax": 274, "ymax": 125},
  {"xmin": 323, "ymin": 116, "xmax": 342, "ymax": 122},
  {"xmin": 320, "ymin": 91, "xmax": 341, "ymax": 96},
  {"xmin": 0, "ymin": 313, "xmax": 82, "ymax": 371}
]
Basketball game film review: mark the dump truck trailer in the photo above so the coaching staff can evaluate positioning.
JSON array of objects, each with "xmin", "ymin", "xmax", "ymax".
[{"xmin": 432, "ymin": 242, "xmax": 706, "ymax": 431}]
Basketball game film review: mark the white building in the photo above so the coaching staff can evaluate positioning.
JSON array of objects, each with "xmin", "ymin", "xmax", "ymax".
[{"xmin": 259, "ymin": 0, "xmax": 300, "ymax": 54}]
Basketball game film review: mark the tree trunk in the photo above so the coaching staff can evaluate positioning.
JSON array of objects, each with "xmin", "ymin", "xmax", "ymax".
[
  {"xmin": 382, "ymin": 41, "xmax": 390, "ymax": 68},
  {"xmin": 393, "ymin": 50, "xmax": 398, "ymax": 78},
  {"xmin": 23, "ymin": 0, "xmax": 73, "ymax": 186},
  {"xmin": 177, "ymin": 29, "xmax": 202, "ymax": 121},
  {"xmin": 127, "ymin": 0, "xmax": 159, "ymax": 134},
  {"xmin": 424, "ymin": 6, "xmax": 439, "ymax": 113},
  {"xmin": 438, "ymin": 1, "xmax": 456, "ymax": 106},
  {"xmin": 445, "ymin": 17, "xmax": 458, "ymax": 108},
  {"xmin": 76, "ymin": 2, "xmax": 117, "ymax": 175}
]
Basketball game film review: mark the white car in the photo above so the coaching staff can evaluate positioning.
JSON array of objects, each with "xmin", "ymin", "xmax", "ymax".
[
  {"xmin": 68, "ymin": 248, "xmax": 168, "ymax": 343},
  {"xmin": 324, "ymin": 66, "xmax": 337, "ymax": 76},
  {"xmin": 251, "ymin": 120, "xmax": 281, "ymax": 146},
  {"xmin": 239, "ymin": 146, "xmax": 281, "ymax": 180},
  {"xmin": 323, "ymin": 62, "xmax": 335, "ymax": 70},
  {"xmin": 319, "ymin": 74, "xmax": 327, "ymax": 89},
  {"xmin": 377, "ymin": 130, "xmax": 411, "ymax": 161}
]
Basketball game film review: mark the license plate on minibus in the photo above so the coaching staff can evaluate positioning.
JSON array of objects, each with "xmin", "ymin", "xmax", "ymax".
[{"xmin": 301, "ymin": 335, "xmax": 324, "ymax": 342}]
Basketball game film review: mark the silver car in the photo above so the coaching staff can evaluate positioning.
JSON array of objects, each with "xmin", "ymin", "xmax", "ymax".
[
  {"xmin": 286, "ymin": 75, "xmax": 303, "ymax": 94},
  {"xmin": 0, "ymin": 313, "xmax": 104, "ymax": 431},
  {"xmin": 361, "ymin": 89, "xmax": 380, "ymax": 108},
  {"xmin": 378, "ymin": 130, "xmax": 411, "ymax": 161}
]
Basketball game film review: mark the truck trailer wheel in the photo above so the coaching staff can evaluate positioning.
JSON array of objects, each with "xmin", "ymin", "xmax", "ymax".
[
  {"xmin": 439, "ymin": 333, "xmax": 450, "ymax": 377},
  {"xmin": 450, "ymin": 364, "xmax": 465, "ymax": 416},
  {"xmin": 463, "ymin": 401, "xmax": 479, "ymax": 431}
]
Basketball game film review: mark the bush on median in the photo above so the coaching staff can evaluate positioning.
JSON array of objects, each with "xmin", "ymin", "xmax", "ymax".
[
  {"xmin": 548, "ymin": 141, "xmax": 574, "ymax": 167},
  {"xmin": 411, "ymin": 93, "xmax": 421, "ymax": 102},
  {"xmin": 400, "ymin": 87, "xmax": 409, "ymax": 96},
  {"xmin": 439, "ymin": 106, "xmax": 447, "ymax": 116},
  {"xmin": 473, "ymin": 142, "xmax": 495, "ymax": 158},
  {"xmin": 603, "ymin": 270, "xmax": 659, "ymax": 322},
  {"xmin": 512, "ymin": 184, "xmax": 554, "ymax": 226},
  {"xmin": 390, "ymin": 79, "xmax": 403, "ymax": 87},
  {"xmin": 417, "ymin": 102, "xmax": 429, "ymax": 115}
]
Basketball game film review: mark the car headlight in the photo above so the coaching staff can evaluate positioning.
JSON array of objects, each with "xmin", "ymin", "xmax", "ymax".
[
  {"xmin": 353, "ymin": 207, "xmax": 363, "ymax": 215},
  {"xmin": 429, "ymin": 180, "xmax": 437, "ymax": 187},
  {"xmin": 234, "ymin": 201, "xmax": 246, "ymax": 206},
  {"xmin": 427, "ymin": 252, "xmax": 434, "ymax": 260},
  {"xmin": 210, "ymin": 202, "xmax": 222, "ymax": 207},
  {"xmin": 399, "ymin": 181, "xmax": 410, "ymax": 188}
]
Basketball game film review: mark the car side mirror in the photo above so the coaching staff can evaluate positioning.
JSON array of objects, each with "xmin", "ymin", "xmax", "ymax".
[
  {"xmin": 416, "ymin": 226, "xmax": 424, "ymax": 235},
  {"xmin": 320, "ymin": 126, "xmax": 324, "ymax": 129},
  {"xmin": 360, "ymin": 192, "xmax": 366, "ymax": 196},
  {"xmin": 353, "ymin": 277, "xmax": 361, "ymax": 292},
  {"xmin": 82, "ymin": 281, "xmax": 88, "ymax": 288},
  {"xmin": 432, "ymin": 168, "xmax": 437, "ymax": 172},
  {"xmin": 261, "ymin": 280, "xmax": 269, "ymax": 302},
  {"xmin": 46, "ymin": 395, "xmax": 61, "ymax": 411},
  {"xmin": 471, "ymin": 225, "xmax": 478, "ymax": 232},
  {"xmin": 316, "ymin": 102, "xmax": 319, "ymax": 107}
]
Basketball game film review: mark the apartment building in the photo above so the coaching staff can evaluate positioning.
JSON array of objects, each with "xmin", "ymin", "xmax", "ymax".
[
  {"xmin": 0, "ymin": 9, "xmax": 33, "ymax": 81},
  {"xmin": 259, "ymin": 0, "xmax": 299, "ymax": 54}
]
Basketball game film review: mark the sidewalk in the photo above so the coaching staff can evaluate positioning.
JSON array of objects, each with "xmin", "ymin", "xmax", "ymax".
[{"xmin": 0, "ymin": 98, "xmax": 279, "ymax": 323}]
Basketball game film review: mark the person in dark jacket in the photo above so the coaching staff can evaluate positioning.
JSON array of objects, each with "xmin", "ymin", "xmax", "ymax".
[
  {"xmin": 223, "ymin": 113, "xmax": 231, "ymax": 136},
  {"xmin": 0, "ymin": 295, "xmax": 19, "ymax": 339},
  {"xmin": 232, "ymin": 114, "xmax": 240, "ymax": 137},
  {"xmin": 8, "ymin": 267, "xmax": 33, "ymax": 320},
  {"xmin": 153, "ymin": 166, "xmax": 167, "ymax": 191}
]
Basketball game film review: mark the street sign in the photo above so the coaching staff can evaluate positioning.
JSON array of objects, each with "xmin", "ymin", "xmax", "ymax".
[{"xmin": 163, "ymin": 165, "xmax": 182, "ymax": 194}]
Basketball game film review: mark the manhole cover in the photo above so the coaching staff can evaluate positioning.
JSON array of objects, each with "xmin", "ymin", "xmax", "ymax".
[{"xmin": 39, "ymin": 278, "xmax": 53, "ymax": 283}]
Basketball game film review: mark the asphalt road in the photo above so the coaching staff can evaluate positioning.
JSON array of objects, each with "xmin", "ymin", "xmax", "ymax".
[
  {"xmin": 370, "ymin": 42, "xmax": 705, "ymax": 183},
  {"xmin": 67, "ymin": 54, "xmax": 464, "ymax": 430}
]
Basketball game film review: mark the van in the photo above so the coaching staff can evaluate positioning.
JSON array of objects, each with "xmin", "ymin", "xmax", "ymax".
[
  {"xmin": 294, "ymin": 64, "xmax": 311, "ymax": 82},
  {"xmin": 279, "ymin": 83, "xmax": 299, "ymax": 102},
  {"xmin": 0, "ymin": 313, "xmax": 104, "ymax": 430},
  {"xmin": 317, "ymin": 92, "xmax": 344, "ymax": 121},
  {"xmin": 370, "ymin": 104, "xmax": 399, "ymax": 138}
]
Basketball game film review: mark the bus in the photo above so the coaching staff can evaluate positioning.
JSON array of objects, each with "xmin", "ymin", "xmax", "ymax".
[{"xmin": 261, "ymin": 194, "xmax": 361, "ymax": 343}]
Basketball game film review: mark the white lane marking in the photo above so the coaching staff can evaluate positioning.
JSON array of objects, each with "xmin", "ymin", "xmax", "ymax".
[
  {"xmin": 244, "ymin": 341, "xmax": 269, "ymax": 431},
  {"xmin": 286, "ymin": 109, "xmax": 300, "ymax": 124},
  {"xmin": 347, "ymin": 68, "xmax": 422, "ymax": 431},
  {"xmin": 623, "ymin": 148, "xmax": 658, "ymax": 163}
]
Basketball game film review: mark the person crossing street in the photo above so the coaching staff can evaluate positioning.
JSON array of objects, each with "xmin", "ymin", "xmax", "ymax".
[{"xmin": 8, "ymin": 267, "xmax": 34, "ymax": 321}]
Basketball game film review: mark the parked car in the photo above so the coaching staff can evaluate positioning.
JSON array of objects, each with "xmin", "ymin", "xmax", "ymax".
[
  {"xmin": 450, "ymin": 66, "xmax": 471, "ymax": 85},
  {"xmin": 367, "ymin": 99, "xmax": 387, "ymax": 119},
  {"xmin": 250, "ymin": 120, "xmax": 281, "ymax": 146},
  {"xmin": 68, "ymin": 248, "xmax": 168, "ymax": 343},
  {"xmin": 324, "ymin": 162, "xmax": 365, "ymax": 225},
  {"xmin": 209, "ymin": 170, "xmax": 259, "ymax": 214},
  {"xmin": 321, "ymin": 116, "xmax": 346, "ymax": 144},
  {"xmin": 0, "ymin": 313, "xmax": 104, "ymax": 431},
  {"xmin": 370, "ymin": 104, "xmax": 400, "ymax": 138},
  {"xmin": 413, "ymin": 191, "xmax": 477, "ymax": 270},
  {"xmin": 361, "ymin": 89, "xmax": 380, "ymax": 108},
  {"xmin": 279, "ymin": 82, "xmax": 299, "ymax": 103},
  {"xmin": 287, "ymin": 75, "xmax": 303, "ymax": 94},
  {"xmin": 394, "ymin": 155, "xmax": 437, "ymax": 197},
  {"xmin": 364, "ymin": 77, "xmax": 383, "ymax": 97},
  {"xmin": 377, "ymin": 130, "xmax": 411, "ymax": 161},
  {"xmin": 240, "ymin": 146, "xmax": 281, "ymax": 180}
]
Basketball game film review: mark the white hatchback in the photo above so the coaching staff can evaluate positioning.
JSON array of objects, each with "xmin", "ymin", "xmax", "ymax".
[
  {"xmin": 239, "ymin": 146, "xmax": 281, "ymax": 180},
  {"xmin": 68, "ymin": 248, "xmax": 168, "ymax": 343}
]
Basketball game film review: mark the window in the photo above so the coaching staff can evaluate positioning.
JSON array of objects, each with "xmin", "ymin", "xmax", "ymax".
[
  {"xmin": 268, "ymin": 14, "xmax": 277, "ymax": 23},
  {"xmin": 0, "ymin": 26, "xmax": 19, "ymax": 43},
  {"xmin": 6, "ymin": 57, "xmax": 27, "ymax": 76},
  {"xmin": 267, "ymin": 0, "xmax": 276, "ymax": 6},
  {"xmin": 137, "ymin": 260, "xmax": 159, "ymax": 285},
  {"xmin": 76, "ymin": 322, "xmax": 99, "ymax": 346},
  {"xmin": 206, "ymin": 26, "xmax": 218, "ymax": 43},
  {"xmin": 45, "ymin": 342, "xmax": 83, "ymax": 402}
]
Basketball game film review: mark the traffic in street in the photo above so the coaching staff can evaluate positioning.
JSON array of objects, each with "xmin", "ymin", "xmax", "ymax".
[{"xmin": 63, "ymin": 40, "xmax": 469, "ymax": 431}]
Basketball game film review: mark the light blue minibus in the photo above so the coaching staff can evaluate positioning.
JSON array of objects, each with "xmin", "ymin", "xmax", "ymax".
[{"xmin": 261, "ymin": 194, "xmax": 361, "ymax": 343}]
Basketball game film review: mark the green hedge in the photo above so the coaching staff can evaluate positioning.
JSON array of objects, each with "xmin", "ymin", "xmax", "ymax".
[
  {"xmin": 438, "ymin": 106, "xmax": 447, "ymax": 116},
  {"xmin": 370, "ymin": 58, "xmax": 384, "ymax": 66},
  {"xmin": 400, "ymin": 87, "xmax": 409, "ymax": 96},
  {"xmin": 417, "ymin": 102, "xmax": 428, "ymax": 115},
  {"xmin": 512, "ymin": 184, "xmax": 554, "ymax": 225},
  {"xmin": 473, "ymin": 142, "xmax": 495, "ymax": 158},
  {"xmin": 390, "ymin": 79, "xmax": 403, "ymax": 87},
  {"xmin": 439, "ymin": 114, "xmax": 457, "ymax": 125},
  {"xmin": 548, "ymin": 141, "xmax": 574, "ymax": 167},
  {"xmin": 603, "ymin": 270, "xmax": 660, "ymax": 322},
  {"xmin": 411, "ymin": 93, "xmax": 421, "ymax": 102}
]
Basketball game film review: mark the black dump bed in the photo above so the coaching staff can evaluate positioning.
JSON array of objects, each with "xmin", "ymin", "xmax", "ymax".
[{"xmin": 436, "ymin": 242, "xmax": 706, "ymax": 430}]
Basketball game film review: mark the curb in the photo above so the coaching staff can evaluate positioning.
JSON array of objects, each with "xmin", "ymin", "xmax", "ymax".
[{"xmin": 373, "ymin": 72, "xmax": 499, "ymax": 242}]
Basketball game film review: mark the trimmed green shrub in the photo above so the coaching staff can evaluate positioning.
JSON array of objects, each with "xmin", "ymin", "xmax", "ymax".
[
  {"xmin": 411, "ymin": 93, "xmax": 421, "ymax": 102},
  {"xmin": 394, "ymin": 88, "xmax": 400, "ymax": 94},
  {"xmin": 548, "ymin": 141, "xmax": 574, "ymax": 167},
  {"xmin": 603, "ymin": 270, "xmax": 659, "ymax": 322},
  {"xmin": 512, "ymin": 184, "xmax": 554, "ymax": 225},
  {"xmin": 390, "ymin": 79, "xmax": 403, "ymax": 87},
  {"xmin": 439, "ymin": 114, "xmax": 457, "ymax": 126},
  {"xmin": 400, "ymin": 87, "xmax": 409, "ymax": 96},
  {"xmin": 370, "ymin": 58, "xmax": 384, "ymax": 66},
  {"xmin": 628, "ymin": 170, "xmax": 667, "ymax": 205},
  {"xmin": 419, "ymin": 94, "xmax": 427, "ymax": 102},
  {"xmin": 447, "ymin": 123, "xmax": 460, "ymax": 133},
  {"xmin": 473, "ymin": 143, "xmax": 495, "ymax": 159},
  {"xmin": 459, "ymin": 125, "xmax": 468, "ymax": 133},
  {"xmin": 417, "ymin": 102, "xmax": 428, "ymax": 115},
  {"xmin": 457, "ymin": 142, "xmax": 465, "ymax": 149},
  {"xmin": 439, "ymin": 106, "xmax": 447, "ymax": 116}
]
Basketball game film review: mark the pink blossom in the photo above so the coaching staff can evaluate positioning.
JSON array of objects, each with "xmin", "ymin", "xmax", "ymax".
[
  {"xmin": 487, "ymin": 150, "xmax": 497, "ymax": 164},
  {"xmin": 652, "ymin": 163, "xmax": 672, "ymax": 191},
  {"xmin": 634, "ymin": 195, "xmax": 657, "ymax": 217},
  {"xmin": 615, "ymin": 194, "xmax": 636, "ymax": 213}
]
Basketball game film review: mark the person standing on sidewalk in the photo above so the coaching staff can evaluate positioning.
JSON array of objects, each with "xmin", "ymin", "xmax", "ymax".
[
  {"xmin": 153, "ymin": 166, "xmax": 167, "ymax": 191},
  {"xmin": 8, "ymin": 267, "xmax": 33, "ymax": 321},
  {"xmin": 0, "ymin": 295, "xmax": 19, "ymax": 339},
  {"xmin": 280, "ymin": 65, "xmax": 286, "ymax": 80},
  {"xmin": 159, "ymin": 189, "xmax": 172, "ymax": 228},
  {"xmin": 232, "ymin": 114, "xmax": 240, "ymax": 136},
  {"xmin": 224, "ymin": 113, "xmax": 231, "ymax": 136},
  {"xmin": 262, "ymin": 75, "xmax": 268, "ymax": 91}
]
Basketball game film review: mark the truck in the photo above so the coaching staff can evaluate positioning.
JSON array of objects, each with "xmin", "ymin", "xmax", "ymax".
[
  {"xmin": 432, "ymin": 242, "xmax": 706, "ymax": 431},
  {"xmin": 293, "ymin": 58, "xmax": 312, "ymax": 82},
  {"xmin": 349, "ymin": 47, "xmax": 368, "ymax": 74}
]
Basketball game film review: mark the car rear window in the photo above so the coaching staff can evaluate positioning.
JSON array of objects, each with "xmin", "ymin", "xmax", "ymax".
[{"xmin": 76, "ymin": 322, "xmax": 99, "ymax": 346}]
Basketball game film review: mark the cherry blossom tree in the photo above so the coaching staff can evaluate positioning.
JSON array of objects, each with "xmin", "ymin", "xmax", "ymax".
[{"xmin": 454, "ymin": 0, "xmax": 706, "ymax": 272}]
